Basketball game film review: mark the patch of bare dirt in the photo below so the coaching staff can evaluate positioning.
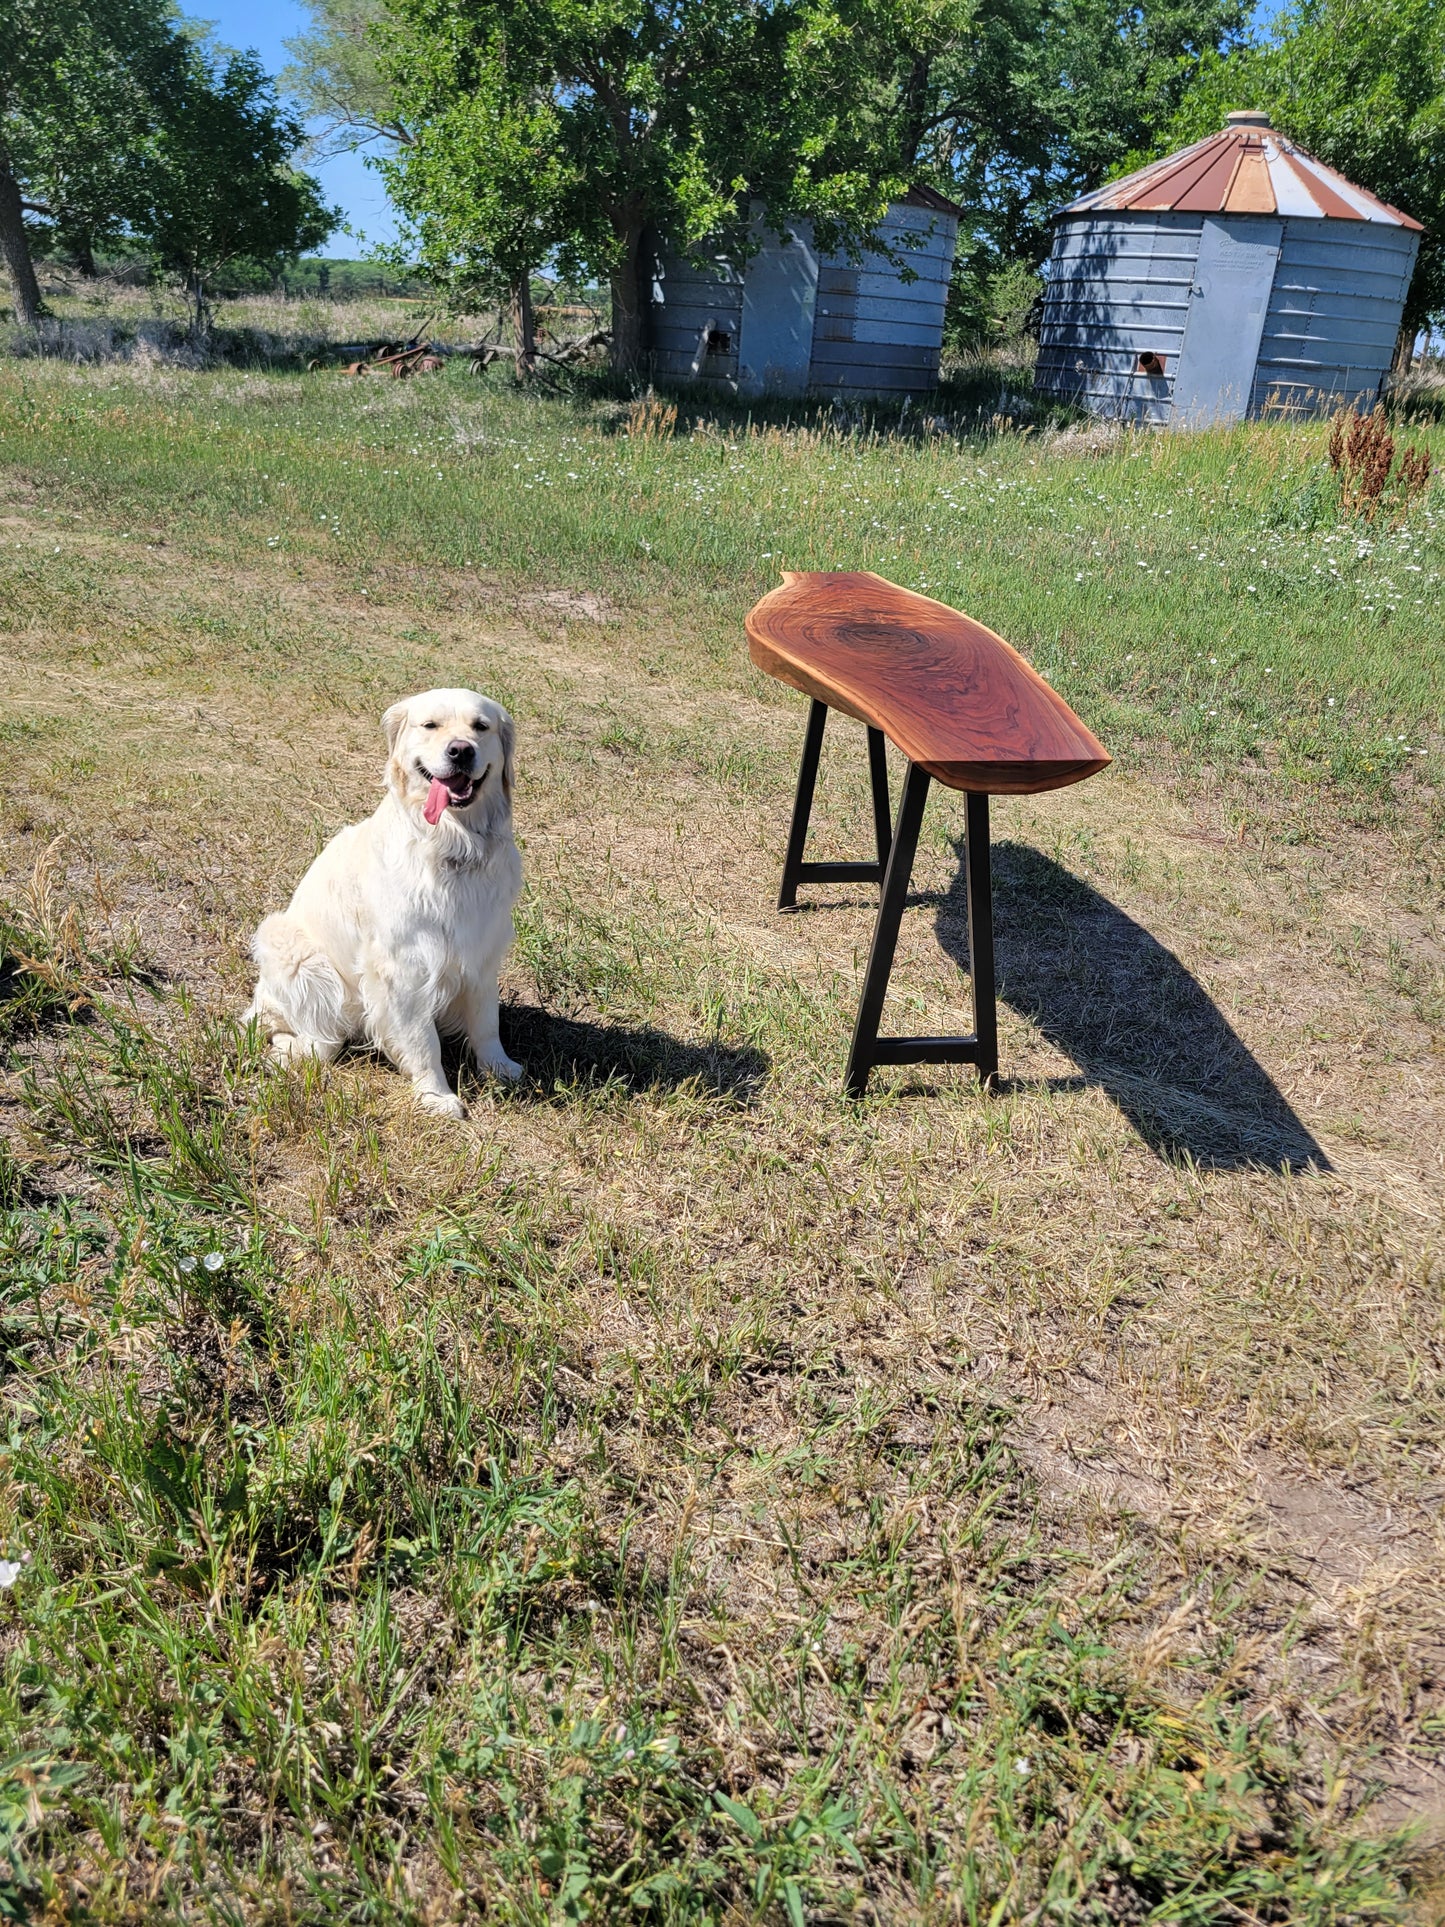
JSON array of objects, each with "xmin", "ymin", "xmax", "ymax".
[{"xmin": 519, "ymin": 588, "xmax": 616, "ymax": 622}]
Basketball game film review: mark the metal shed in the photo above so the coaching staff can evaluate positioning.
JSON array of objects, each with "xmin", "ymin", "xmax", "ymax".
[
  {"xmin": 646, "ymin": 188, "xmax": 963, "ymax": 400},
  {"xmin": 1034, "ymin": 112, "xmax": 1423, "ymax": 425}
]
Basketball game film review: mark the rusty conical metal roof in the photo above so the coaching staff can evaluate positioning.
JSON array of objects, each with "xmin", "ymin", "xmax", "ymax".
[{"xmin": 1062, "ymin": 115, "xmax": 1422, "ymax": 229}]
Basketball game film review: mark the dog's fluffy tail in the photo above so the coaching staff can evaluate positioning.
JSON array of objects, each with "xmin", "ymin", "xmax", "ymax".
[{"xmin": 248, "ymin": 915, "xmax": 349, "ymax": 1047}]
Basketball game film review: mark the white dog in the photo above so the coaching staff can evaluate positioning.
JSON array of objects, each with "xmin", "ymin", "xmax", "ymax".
[{"xmin": 245, "ymin": 688, "xmax": 523, "ymax": 1117}]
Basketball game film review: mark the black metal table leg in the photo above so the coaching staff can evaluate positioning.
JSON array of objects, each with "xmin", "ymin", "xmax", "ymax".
[
  {"xmin": 965, "ymin": 792, "xmax": 998, "ymax": 1086},
  {"xmin": 867, "ymin": 726, "xmax": 892, "ymax": 870},
  {"xmin": 843, "ymin": 766, "xmax": 999, "ymax": 1098},
  {"xmin": 778, "ymin": 698, "xmax": 828, "ymax": 912},
  {"xmin": 777, "ymin": 701, "xmax": 893, "ymax": 910},
  {"xmin": 774, "ymin": 712, "xmax": 1001, "ymax": 1094},
  {"xmin": 845, "ymin": 762, "xmax": 931, "ymax": 1098}
]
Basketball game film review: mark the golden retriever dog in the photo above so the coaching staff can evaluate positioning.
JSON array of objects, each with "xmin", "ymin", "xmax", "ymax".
[{"xmin": 245, "ymin": 688, "xmax": 523, "ymax": 1116}]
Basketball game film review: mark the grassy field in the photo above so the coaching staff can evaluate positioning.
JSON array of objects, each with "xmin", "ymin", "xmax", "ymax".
[
  {"xmin": 26, "ymin": 271, "xmax": 601, "ymax": 369},
  {"xmin": 0, "ymin": 345, "xmax": 1443, "ymax": 1923}
]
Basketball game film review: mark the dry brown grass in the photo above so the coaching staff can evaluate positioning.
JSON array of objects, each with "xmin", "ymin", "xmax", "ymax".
[{"xmin": 26, "ymin": 271, "xmax": 586, "ymax": 368}]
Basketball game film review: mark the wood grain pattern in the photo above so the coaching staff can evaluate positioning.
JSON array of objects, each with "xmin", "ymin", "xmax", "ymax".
[{"xmin": 746, "ymin": 570, "xmax": 1110, "ymax": 795}]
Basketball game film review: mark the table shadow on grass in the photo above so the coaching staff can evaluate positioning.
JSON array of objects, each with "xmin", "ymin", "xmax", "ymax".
[
  {"xmin": 932, "ymin": 839, "xmax": 1329, "ymax": 1173},
  {"xmin": 494, "ymin": 1004, "xmax": 768, "ymax": 1105}
]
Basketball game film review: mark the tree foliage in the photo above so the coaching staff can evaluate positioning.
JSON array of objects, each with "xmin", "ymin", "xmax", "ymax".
[
  {"xmin": 376, "ymin": 45, "xmax": 585, "ymax": 368},
  {"xmin": 145, "ymin": 45, "xmax": 337, "ymax": 333},
  {"xmin": 0, "ymin": 0, "xmax": 186, "ymax": 279},
  {"xmin": 1158, "ymin": 0, "xmax": 1445, "ymax": 328},
  {"xmin": 0, "ymin": 0, "xmax": 336, "ymax": 330},
  {"xmin": 373, "ymin": 0, "xmax": 1246, "ymax": 368},
  {"xmin": 375, "ymin": 0, "xmax": 951, "ymax": 373},
  {"xmin": 0, "ymin": 0, "xmax": 177, "ymax": 319},
  {"xmin": 282, "ymin": 0, "xmax": 412, "ymax": 157},
  {"xmin": 877, "ymin": 0, "xmax": 1247, "ymax": 323}
]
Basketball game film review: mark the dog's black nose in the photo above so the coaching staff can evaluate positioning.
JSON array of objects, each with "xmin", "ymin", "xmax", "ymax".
[{"xmin": 446, "ymin": 738, "xmax": 476, "ymax": 766}]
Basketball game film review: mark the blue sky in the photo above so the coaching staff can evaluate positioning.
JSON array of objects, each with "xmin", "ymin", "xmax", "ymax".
[{"xmin": 184, "ymin": 0, "xmax": 399, "ymax": 250}]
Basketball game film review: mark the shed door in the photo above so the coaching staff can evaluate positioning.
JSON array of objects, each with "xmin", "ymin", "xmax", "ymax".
[
  {"xmin": 1172, "ymin": 216, "xmax": 1282, "ymax": 425},
  {"xmin": 737, "ymin": 222, "xmax": 818, "ymax": 398}
]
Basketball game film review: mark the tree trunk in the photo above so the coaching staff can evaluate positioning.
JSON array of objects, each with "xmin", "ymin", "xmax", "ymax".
[
  {"xmin": 71, "ymin": 232, "xmax": 99, "ymax": 278},
  {"xmin": 510, "ymin": 271, "xmax": 536, "ymax": 378},
  {"xmin": 608, "ymin": 219, "xmax": 647, "ymax": 378},
  {"xmin": 0, "ymin": 149, "xmax": 42, "ymax": 327},
  {"xmin": 898, "ymin": 54, "xmax": 933, "ymax": 169},
  {"xmin": 187, "ymin": 270, "xmax": 211, "ymax": 339},
  {"xmin": 1392, "ymin": 319, "xmax": 1416, "ymax": 375}
]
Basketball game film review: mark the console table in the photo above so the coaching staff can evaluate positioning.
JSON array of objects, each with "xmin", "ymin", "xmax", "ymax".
[{"xmin": 746, "ymin": 570, "xmax": 1110, "ymax": 1096}]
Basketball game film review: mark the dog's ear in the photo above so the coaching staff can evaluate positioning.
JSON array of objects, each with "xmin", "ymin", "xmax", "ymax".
[
  {"xmin": 498, "ymin": 710, "xmax": 516, "ymax": 803},
  {"xmin": 381, "ymin": 701, "xmax": 409, "ymax": 754}
]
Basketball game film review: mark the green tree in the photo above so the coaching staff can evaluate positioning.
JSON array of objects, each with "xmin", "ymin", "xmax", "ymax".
[
  {"xmin": 1157, "ymin": 0, "xmax": 1445, "ymax": 330},
  {"xmin": 282, "ymin": 0, "xmax": 412, "ymax": 157},
  {"xmin": 323, "ymin": 0, "xmax": 1236, "ymax": 368},
  {"xmin": 376, "ymin": 36, "xmax": 587, "ymax": 371},
  {"xmin": 0, "ymin": 0, "xmax": 185, "ymax": 320},
  {"xmin": 0, "ymin": 3, "xmax": 336, "ymax": 331},
  {"xmin": 12, "ymin": 0, "xmax": 187, "ymax": 277},
  {"xmin": 897, "ymin": 0, "xmax": 1248, "ymax": 280},
  {"xmin": 0, "ymin": 0, "xmax": 80, "ymax": 321},
  {"xmin": 145, "ymin": 45, "xmax": 339, "ymax": 334},
  {"xmin": 375, "ymin": 0, "xmax": 942, "ymax": 375}
]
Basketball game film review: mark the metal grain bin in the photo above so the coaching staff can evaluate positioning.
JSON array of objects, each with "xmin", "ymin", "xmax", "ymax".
[
  {"xmin": 1035, "ymin": 113, "xmax": 1422, "ymax": 425},
  {"xmin": 646, "ymin": 188, "xmax": 962, "ymax": 400}
]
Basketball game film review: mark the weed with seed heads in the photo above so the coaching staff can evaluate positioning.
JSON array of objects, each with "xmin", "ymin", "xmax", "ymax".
[{"xmin": 1328, "ymin": 404, "xmax": 1433, "ymax": 523}]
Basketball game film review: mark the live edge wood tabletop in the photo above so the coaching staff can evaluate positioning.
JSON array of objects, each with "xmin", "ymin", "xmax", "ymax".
[{"xmin": 745, "ymin": 570, "xmax": 1111, "ymax": 1097}]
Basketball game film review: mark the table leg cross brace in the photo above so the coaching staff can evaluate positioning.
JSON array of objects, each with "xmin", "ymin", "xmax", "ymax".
[{"xmin": 777, "ymin": 698, "xmax": 999, "ymax": 1098}]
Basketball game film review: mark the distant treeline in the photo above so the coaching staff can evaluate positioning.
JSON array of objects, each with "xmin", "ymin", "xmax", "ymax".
[
  {"xmin": 39, "ymin": 245, "xmax": 610, "ymax": 315},
  {"xmin": 275, "ymin": 259, "xmax": 431, "ymax": 300},
  {"xmin": 275, "ymin": 262, "xmax": 605, "ymax": 308},
  {"xmin": 39, "ymin": 250, "xmax": 430, "ymax": 301}
]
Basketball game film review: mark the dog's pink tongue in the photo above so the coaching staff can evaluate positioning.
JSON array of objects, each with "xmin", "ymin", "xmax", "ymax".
[{"xmin": 423, "ymin": 777, "xmax": 451, "ymax": 826}]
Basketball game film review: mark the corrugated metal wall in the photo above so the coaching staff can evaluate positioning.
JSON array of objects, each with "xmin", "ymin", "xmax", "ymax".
[
  {"xmin": 646, "ymin": 239, "xmax": 744, "ymax": 388},
  {"xmin": 1037, "ymin": 211, "xmax": 1420, "ymax": 424},
  {"xmin": 645, "ymin": 202, "xmax": 958, "ymax": 398},
  {"xmin": 809, "ymin": 204, "xmax": 957, "ymax": 395},
  {"xmin": 1035, "ymin": 214, "xmax": 1202, "ymax": 424},
  {"xmin": 1251, "ymin": 220, "xmax": 1420, "ymax": 415}
]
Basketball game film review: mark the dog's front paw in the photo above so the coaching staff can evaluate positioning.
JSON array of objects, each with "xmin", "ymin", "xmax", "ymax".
[
  {"xmin": 477, "ymin": 1042, "xmax": 524, "ymax": 1082},
  {"xmin": 417, "ymin": 1088, "xmax": 466, "ymax": 1119}
]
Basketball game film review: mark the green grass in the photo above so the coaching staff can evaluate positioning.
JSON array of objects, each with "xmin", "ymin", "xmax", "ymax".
[
  {"xmin": 1, "ymin": 984, "xmax": 1422, "ymax": 1922},
  {"xmin": 2, "ymin": 359, "xmax": 1441, "ymax": 817},
  {"xmin": 0, "ymin": 351, "xmax": 1442, "ymax": 1922}
]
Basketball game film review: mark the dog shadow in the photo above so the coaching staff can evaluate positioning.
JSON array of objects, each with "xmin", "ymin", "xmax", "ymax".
[
  {"xmin": 931, "ymin": 839, "xmax": 1328, "ymax": 1173},
  {"xmin": 486, "ymin": 1004, "xmax": 769, "ymax": 1105}
]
